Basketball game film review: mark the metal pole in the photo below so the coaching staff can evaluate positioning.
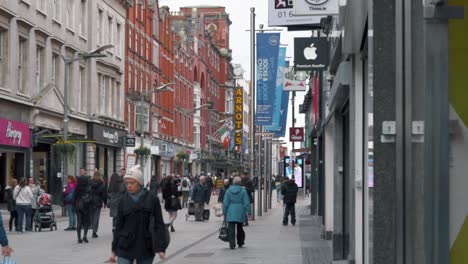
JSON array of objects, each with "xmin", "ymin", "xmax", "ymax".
[
  {"xmin": 209, "ymin": 114, "xmax": 212, "ymax": 173},
  {"xmin": 263, "ymin": 136, "xmax": 267, "ymax": 213},
  {"xmin": 258, "ymin": 128, "xmax": 263, "ymax": 216},
  {"xmin": 63, "ymin": 61, "xmax": 69, "ymax": 184},
  {"xmin": 140, "ymin": 93, "xmax": 144, "ymax": 169},
  {"xmin": 268, "ymin": 140, "xmax": 272, "ymax": 209},
  {"xmin": 250, "ymin": 7, "xmax": 256, "ymax": 219}
]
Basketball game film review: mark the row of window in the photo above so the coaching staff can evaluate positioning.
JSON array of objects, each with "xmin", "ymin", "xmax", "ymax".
[
  {"xmin": 97, "ymin": 8, "xmax": 123, "ymax": 57},
  {"xmin": 128, "ymin": 26, "xmax": 152, "ymax": 61}
]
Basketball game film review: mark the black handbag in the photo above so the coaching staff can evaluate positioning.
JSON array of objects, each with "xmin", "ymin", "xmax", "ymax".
[
  {"xmin": 218, "ymin": 222, "xmax": 229, "ymax": 242},
  {"xmin": 170, "ymin": 196, "xmax": 181, "ymax": 209}
]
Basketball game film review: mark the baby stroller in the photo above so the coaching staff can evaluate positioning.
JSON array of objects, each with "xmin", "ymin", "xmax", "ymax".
[{"xmin": 34, "ymin": 193, "xmax": 57, "ymax": 232}]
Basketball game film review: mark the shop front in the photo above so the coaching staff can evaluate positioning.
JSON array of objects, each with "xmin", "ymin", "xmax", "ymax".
[
  {"xmin": 88, "ymin": 123, "xmax": 126, "ymax": 183},
  {"xmin": 0, "ymin": 118, "xmax": 31, "ymax": 202},
  {"xmin": 152, "ymin": 139, "xmax": 174, "ymax": 178}
]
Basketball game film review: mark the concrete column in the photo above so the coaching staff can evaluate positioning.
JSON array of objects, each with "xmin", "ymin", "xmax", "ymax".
[{"xmin": 324, "ymin": 117, "xmax": 335, "ymax": 240}]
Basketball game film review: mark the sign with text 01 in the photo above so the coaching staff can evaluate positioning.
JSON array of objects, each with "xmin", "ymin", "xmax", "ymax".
[
  {"xmin": 268, "ymin": 0, "xmax": 322, "ymax": 27},
  {"xmin": 289, "ymin": 127, "xmax": 305, "ymax": 142},
  {"xmin": 234, "ymin": 87, "xmax": 243, "ymax": 146}
]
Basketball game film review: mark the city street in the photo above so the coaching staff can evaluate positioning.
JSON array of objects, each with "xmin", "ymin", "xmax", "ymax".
[{"xmin": 4, "ymin": 193, "xmax": 331, "ymax": 264}]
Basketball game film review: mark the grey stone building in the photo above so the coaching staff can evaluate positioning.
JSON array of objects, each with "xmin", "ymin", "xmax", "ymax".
[{"xmin": 0, "ymin": 0, "xmax": 128, "ymax": 199}]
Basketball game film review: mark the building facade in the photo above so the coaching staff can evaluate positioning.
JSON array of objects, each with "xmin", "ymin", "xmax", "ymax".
[{"xmin": 0, "ymin": 0, "xmax": 127, "ymax": 200}]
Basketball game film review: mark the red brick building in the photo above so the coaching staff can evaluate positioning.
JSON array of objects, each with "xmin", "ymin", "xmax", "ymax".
[{"xmin": 171, "ymin": 6, "xmax": 232, "ymax": 174}]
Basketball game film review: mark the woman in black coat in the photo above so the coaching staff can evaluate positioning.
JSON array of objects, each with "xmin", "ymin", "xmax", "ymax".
[
  {"xmin": 90, "ymin": 171, "xmax": 107, "ymax": 238},
  {"xmin": 162, "ymin": 174, "xmax": 181, "ymax": 232},
  {"xmin": 73, "ymin": 175, "xmax": 92, "ymax": 244}
]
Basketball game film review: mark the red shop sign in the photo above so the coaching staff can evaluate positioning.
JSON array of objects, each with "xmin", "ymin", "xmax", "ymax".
[{"xmin": 0, "ymin": 119, "xmax": 30, "ymax": 148}]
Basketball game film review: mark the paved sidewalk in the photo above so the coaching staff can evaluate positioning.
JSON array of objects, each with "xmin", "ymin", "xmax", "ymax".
[
  {"xmin": 161, "ymin": 197, "xmax": 332, "ymax": 264},
  {"xmin": 3, "ymin": 191, "xmax": 331, "ymax": 263}
]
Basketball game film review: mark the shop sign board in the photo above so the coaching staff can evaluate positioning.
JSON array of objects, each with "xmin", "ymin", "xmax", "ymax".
[
  {"xmin": 269, "ymin": 0, "xmax": 322, "ymax": 27},
  {"xmin": 90, "ymin": 124, "xmax": 126, "ymax": 147},
  {"xmin": 235, "ymin": 87, "xmax": 243, "ymax": 146},
  {"xmin": 293, "ymin": 0, "xmax": 339, "ymax": 16},
  {"xmin": 0, "ymin": 119, "xmax": 30, "ymax": 148}
]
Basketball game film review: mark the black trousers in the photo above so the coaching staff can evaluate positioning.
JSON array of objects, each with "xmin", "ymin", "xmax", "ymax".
[
  {"xmin": 283, "ymin": 202, "xmax": 296, "ymax": 225},
  {"xmin": 228, "ymin": 222, "xmax": 245, "ymax": 248},
  {"xmin": 9, "ymin": 211, "xmax": 18, "ymax": 231},
  {"xmin": 76, "ymin": 210, "xmax": 90, "ymax": 240}
]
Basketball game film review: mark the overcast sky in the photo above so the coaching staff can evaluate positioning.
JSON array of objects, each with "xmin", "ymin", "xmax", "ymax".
[{"xmin": 159, "ymin": 0, "xmax": 308, "ymax": 153}]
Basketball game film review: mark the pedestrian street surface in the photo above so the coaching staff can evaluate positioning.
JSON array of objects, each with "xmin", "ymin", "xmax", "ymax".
[{"xmin": 6, "ymin": 192, "xmax": 331, "ymax": 263}]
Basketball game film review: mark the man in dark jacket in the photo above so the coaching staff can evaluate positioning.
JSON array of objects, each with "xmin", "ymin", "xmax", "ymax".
[
  {"xmin": 190, "ymin": 176, "xmax": 210, "ymax": 221},
  {"xmin": 281, "ymin": 177, "xmax": 299, "ymax": 226},
  {"xmin": 240, "ymin": 172, "xmax": 254, "ymax": 226},
  {"xmin": 110, "ymin": 165, "xmax": 167, "ymax": 263}
]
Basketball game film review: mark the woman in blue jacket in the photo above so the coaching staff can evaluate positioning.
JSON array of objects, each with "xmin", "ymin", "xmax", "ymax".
[{"xmin": 223, "ymin": 176, "xmax": 252, "ymax": 250}]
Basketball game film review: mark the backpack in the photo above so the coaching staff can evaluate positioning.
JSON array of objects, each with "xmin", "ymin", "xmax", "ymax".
[{"xmin": 182, "ymin": 179, "xmax": 188, "ymax": 188}]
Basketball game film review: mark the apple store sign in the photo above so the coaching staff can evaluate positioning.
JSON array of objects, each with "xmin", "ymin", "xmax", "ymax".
[{"xmin": 294, "ymin": 37, "xmax": 329, "ymax": 71}]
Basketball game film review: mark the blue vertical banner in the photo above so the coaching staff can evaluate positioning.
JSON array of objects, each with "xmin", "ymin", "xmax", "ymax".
[
  {"xmin": 275, "ymin": 91, "xmax": 290, "ymax": 137},
  {"xmin": 256, "ymin": 33, "xmax": 280, "ymax": 125},
  {"xmin": 265, "ymin": 47, "xmax": 286, "ymax": 132}
]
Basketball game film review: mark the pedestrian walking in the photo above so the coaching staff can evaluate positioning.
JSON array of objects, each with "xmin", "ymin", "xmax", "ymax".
[
  {"xmin": 223, "ymin": 176, "xmax": 252, "ymax": 250},
  {"xmin": 13, "ymin": 178, "xmax": 33, "ymax": 232},
  {"xmin": 0, "ymin": 211, "xmax": 13, "ymax": 258},
  {"xmin": 240, "ymin": 172, "xmax": 254, "ymax": 226},
  {"xmin": 29, "ymin": 177, "xmax": 43, "ymax": 220},
  {"xmin": 149, "ymin": 175, "xmax": 158, "ymax": 194},
  {"xmin": 162, "ymin": 174, "xmax": 181, "ymax": 232},
  {"xmin": 73, "ymin": 175, "xmax": 92, "ymax": 243},
  {"xmin": 64, "ymin": 175, "xmax": 77, "ymax": 231},
  {"xmin": 109, "ymin": 165, "xmax": 167, "ymax": 263},
  {"xmin": 90, "ymin": 171, "xmax": 107, "ymax": 238},
  {"xmin": 191, "ymin": 176, "xmax": 210, "ymax": 221},
  {"xmin": 206, "ymin": 173, "xmax": 214, "ymax": 197},
  {"xmin": 180, "ymin": 175, "xmax": 191, "ymax": 208},
  {"xmin": 275, "ymin": 177, "xmax": 283, "ymax": 203},
  {"xmin": 218, "ymin": 179, "xmax": 230, "ymax": 203},
  {"xmin": 5, "ymin": 179, "xmax": 18, "ymax": 232},
  {"xmin": 281, "ymin": 176, "xmax": 299, "ymax": 226},
  {"xmin": 108, "ymin": 170, "xmax": 126, "ymax": 228}
]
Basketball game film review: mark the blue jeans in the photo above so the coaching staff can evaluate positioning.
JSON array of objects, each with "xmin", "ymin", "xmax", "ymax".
[
  {"xmin": 16, "ymin": 204, "xmax": 32, "ymax": 232},
  {"xmin": 117, "ymin": 256, "xmax": 154, "ymax": 264},
  {"xmin": 66, "ymin": 204, "xmax": 76, "ymax": 227}
]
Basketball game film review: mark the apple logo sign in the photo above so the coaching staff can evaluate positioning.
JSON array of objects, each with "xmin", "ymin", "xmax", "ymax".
[{"xmin": 303, "ymin": 43, "xmax": 318, "ymax": 60}]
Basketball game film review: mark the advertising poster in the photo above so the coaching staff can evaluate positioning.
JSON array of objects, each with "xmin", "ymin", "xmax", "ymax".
[
  {"xmin": 256, "ymin": 33, "xmax": 280, "ymax": 125},
  {"xmin": 284, "ymin": 156, "xmax": 304, "ymax": 188}
]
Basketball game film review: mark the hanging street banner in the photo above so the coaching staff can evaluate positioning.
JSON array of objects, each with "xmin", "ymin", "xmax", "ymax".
[
  {"xmin": 294, "ymin": 37, "xmax": 329, "ymax": 71},
  {"xmin": 234, "ymin": 87, "xmax": 243, "ymax": 146},
  {"xmin": 256, "ymin": 33, "xmax": 280, "ymax": 126},
  {"xmin": 274, "ymin": 90, "xmax": 290, "ymax": 137},
  {"xmin": 283, "ymin": 67, "xmax": 307, "ymax": 91},
  {"xmin": 268, "ymin": 0, "xmax": 322, "ymax": 27},
  {"xmin": 266, "ymin": 47, "xmax": 287, "ymax": 132},
  {"xmin": 293, "ymin": 0, "xmax": 339, "ymax": 16}
]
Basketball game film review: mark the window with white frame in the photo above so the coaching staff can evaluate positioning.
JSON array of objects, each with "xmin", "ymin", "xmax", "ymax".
[
  {"xmin": 153, "ymin": 17, "xmax": 159, "ymax": 38},
  {"xmin": 136, "ymin": 103, "xmax": 149, "ymax": 132},
  {"xmin": 107, "ymin": 16, "xmax": 112, "ymax": 46},
  {"xmin": 152, "ymin": 115, "xmax": 159, "ymax": 134},
  {"xmin": 97, "ymin": 9, "xmax": 103, "ymax": 44},
  {"xmin": 152, "ymin": 42, "xmax": 159, "ymax": 68},
  {"xmin": 67, "ymin": 0, "xmax": 74, "ymax": 30},
  {"xmin": 0, "ymin": 30, "xmax": 7, "ymax": 87},
  {"xmin": 53, "ymin": 0, "xmax": 61, "ymax": 21},
  {"xmin": 100, "ymin": 74, "xmax": 106, "ymax": 114},
  {"xmin": 78, "ymin": 66, "xmax": 85, "ymax": 112},
  {"xmin": 128, "ymin": 64, "xmax": 132, "ymax": 89},
  {"xmin": 79, "ymin": 0, "xmax": 87, "ymax": 37},
  {"xmin": 51, "ymin": 53, "xmax": 59, "ymax": 85},
  {"xmin": 135, "ymin": 68, "xmax": 138, "ymax": 91},
  {"xmin": 129, "ymin": 27, "xmax": 132, "ymax": 50},
  {"xmin": 107, "ymin": 78, "xmax": 112, "ymax": 116},
  {"xmin": 135, "ymin": 31, "xmax": 139, "ymax": 53},
  {"xmin": 18, "ymin": 37, "xmax": 28, "ymax": 94},
  {"xmin": 116, "ymin": 22, "xmax": 121, "ymax": 57},
  {"xmin": 35, "ymin": 46, "xmax": 44, "ymax": 94},
  {"xmin": 37, "ymin": 0, "xmax": 46, "ymax": 14}
]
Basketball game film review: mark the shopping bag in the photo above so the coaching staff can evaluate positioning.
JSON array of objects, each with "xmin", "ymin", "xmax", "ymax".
[
  {"xmin": 218, "ymin": 222, "xmax": 229, "ymax": 242},
  {"xmin": 203, "ymin": 209, "xmax": 210, "ymax": 220},
  {"xmin": 214, "ymin": 204, "xmax": 223, "ymax": 217},
  {"xmin": 1, "ymin": 256, "xmax": 16, "ymax": 264}
]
